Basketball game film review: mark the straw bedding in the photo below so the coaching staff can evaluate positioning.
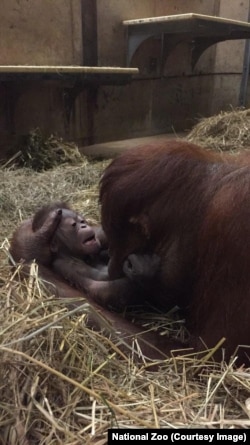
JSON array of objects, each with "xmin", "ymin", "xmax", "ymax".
[
  {"xmin": 0, "ymin": 125, "xmax": 249, "ymax": 444},
  {"xmin": 187, "ymin": 107, "xmax": 250, "ymax": 153}
]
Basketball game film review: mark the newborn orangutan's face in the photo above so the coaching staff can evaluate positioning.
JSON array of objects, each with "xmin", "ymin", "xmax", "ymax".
[{"xmin": 51, "ymin": 209, "xmax": 101, "ymax": 257}]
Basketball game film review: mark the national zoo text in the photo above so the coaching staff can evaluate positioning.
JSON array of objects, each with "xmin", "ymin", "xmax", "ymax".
[{"xmin": 108, "ymin": 431, "xmax": 247, "ymax": 443}]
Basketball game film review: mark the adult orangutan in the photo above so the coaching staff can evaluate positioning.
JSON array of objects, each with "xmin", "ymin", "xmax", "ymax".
[{"xmin": 98, "ymin": 140, "xmax": 250, "ymax": 365}]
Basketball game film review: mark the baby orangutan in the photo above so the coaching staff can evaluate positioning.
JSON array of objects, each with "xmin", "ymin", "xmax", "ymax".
[{"xmin": 10, "ymin": 202, "xmax": 160, "ymax": 308}]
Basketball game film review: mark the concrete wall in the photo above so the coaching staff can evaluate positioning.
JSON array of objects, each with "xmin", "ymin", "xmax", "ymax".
[
  {"xmin": 91, "ymin": 0, "xmax": 249, "ymax": 142},
  {"xmin": 97, "ymin": 0, "xmax": 219, "ymax": 67},
  {"xmin": 0, "ymin": 0, "xmax": 82, "ymax": 65},
  {"xmin": 209, "ymin": 0, "xmax": 249, "ymax": 113},
  {"xmin": 0, "ymin": 0, "xmax": 249, "ymax": 154}
]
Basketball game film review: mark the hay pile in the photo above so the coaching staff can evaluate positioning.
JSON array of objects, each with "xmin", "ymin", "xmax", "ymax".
[
  {"xmin": 1, "ymin": 129, "xmax": 84, "ymax": 172},
  {"xmin": 187, "ymin": 108, "xmax": 250, "ymax": 152},
  {"xmin": 0, "ymin": 137, "xmax": 250, "ymax": 444}
]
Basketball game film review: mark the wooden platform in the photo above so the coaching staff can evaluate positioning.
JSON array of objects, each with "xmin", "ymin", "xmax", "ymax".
[
  {"xmin": 0, "ymin": 65, "xmax": 139, "ymax": 84},
  {"xmin": 123, "ymin": 12, "xmax": 250, "ymax": 28},
  {"xmin": 80, "ymin": 132, "xmax": 187, "ymax": 159},
  {"xmin": 123, "ymin": 13, "xmax": 250, "ymax": 70}
]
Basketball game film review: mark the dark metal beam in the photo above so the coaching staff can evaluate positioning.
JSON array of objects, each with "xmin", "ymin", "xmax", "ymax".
[{"xmin": 81, "ymin": 0, "xmax": 98, "ymax": 66}]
